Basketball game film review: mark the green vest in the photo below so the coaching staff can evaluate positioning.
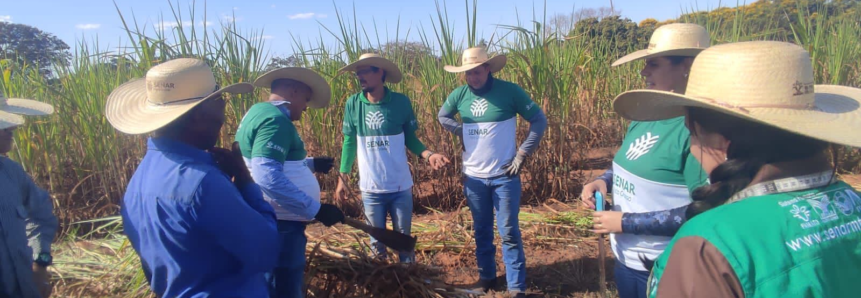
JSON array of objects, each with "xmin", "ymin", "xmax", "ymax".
[{"xmin": 649, "ymin": 181, "xmax": 861, "ymax": 297}]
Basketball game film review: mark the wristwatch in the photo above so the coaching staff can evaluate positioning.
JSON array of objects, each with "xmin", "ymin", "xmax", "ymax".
[
  {"xmin": 34, "ymin": 252, "xmax": 52, "ymax": 267},
  {"xmin": 424, "ymin": 151, "xmax": 435, "ymax": 159}
]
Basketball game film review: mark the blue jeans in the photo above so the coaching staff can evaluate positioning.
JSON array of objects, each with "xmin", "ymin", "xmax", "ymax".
[
  {"xmin": 463, "ymin": 174, "xmax": 526, "ymax": 292},
  {"xmin": 265, "ymin": 221, "xmax": 307, "ymax": 298},
  {"xmin": 614, "ymin": 261, "xmax": 649, "ymax": 298},
  {"xmin": 362, "ymin": 189, "xmax": 415, "ymax": 263}
]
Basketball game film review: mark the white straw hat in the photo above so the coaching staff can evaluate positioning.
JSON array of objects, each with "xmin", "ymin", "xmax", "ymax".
[
  {"xmin": 253, "ymin": 67, "xmax": 332, "ymax": 109},
  {"xmin": 0, "ymin": 94, "xmax": 55, "ymax": 129},
  {"xmin": 338, "ymin": 53, "xmax": 403, "ymax": 83},
  {"xmin": 105, "ymin": 58, "xmax": 253, "ymax": 135},
  {"xmin": 613, "ymin": 41, "xmax": 861, "ymax": 148},
  {"xmin": 444, "ymin": 47, "xmax": 507, "ymax": 73},
  {"xmin": 611, "ymin": 23, "xmax": 710, "ymax": 67}
]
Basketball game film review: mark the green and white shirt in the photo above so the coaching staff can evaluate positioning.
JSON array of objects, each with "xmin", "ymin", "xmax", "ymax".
[
  {"xmin": 611, "ymin": 117, "xmax": 708, "ymax": 271},
  {"xmin": 340, "ymin": 88, "xmax": 425, "ymax": 193},
  {"xmin": 441, "ymin": 80, "xmax": 540, "ymax": 178}
]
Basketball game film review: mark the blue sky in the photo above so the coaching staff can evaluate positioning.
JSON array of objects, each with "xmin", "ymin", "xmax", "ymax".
[{"xmin": 1, "ymin": 0, "xmax": 739, "ymax": 58}]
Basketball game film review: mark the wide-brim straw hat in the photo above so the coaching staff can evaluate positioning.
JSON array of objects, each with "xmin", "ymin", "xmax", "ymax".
[
  {"xmin": 444, "ymin": 47, "xmax": 507, "ymax": 73},
  {"xmin": 105, "ymin": 58, "xmax": 253, "ymax": 135},
  {"xmin": 338, "ymin": 53, "xmax": 403, "ymax": 84},
  {"xmin": 613, "ymin": 41, "xmax": 861, "ymax": 148},
  {"xmin": 0, "ymin": 94, "xmax": 54, "ymax": 129},
  {"xmin": 611, "ymin": 23, "xmax": 710, "ymax": 67},
  {"xmin": 254, "ymin": 67, "xmax": 331, "ymax": 109}
]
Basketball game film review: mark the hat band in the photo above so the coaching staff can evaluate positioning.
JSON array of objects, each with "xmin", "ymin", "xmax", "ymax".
[
  {"xmin": 146, "ymin": 85, "xmax": 220, "ymax": 106},
  {"xmin": 702, "ymin": 97, "xmax": 816, "ymax": 114}
]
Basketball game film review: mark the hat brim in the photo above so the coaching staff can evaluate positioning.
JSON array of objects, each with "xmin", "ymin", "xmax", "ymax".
[
  {"xmin": 338, "ymin": 57, "xmax": 403, "ymax": 83},
  {"xmin": 611, "ymin": 48, "xmax": 706, "ymax": 67},
  {"xmin": 1, "ymin": 98, "xmax": 54, "ymax": 116},
  {"xmin": 254, "ymin": 67, "xmax": 332, "ymax": 109},
  {"xmin": 612, "ymin": 85, "xmax": 861, "ymax": 148},
  {"xmin": 0, "ymin": 110, "xmax": 25, "ymax": 130},
  {"xmin": 105, "ymin": 79, "xmax": 253, "ymax": 135},
  {"xmin": 444, "ymin": 55, "xmax": 507, "ymax": 73}
]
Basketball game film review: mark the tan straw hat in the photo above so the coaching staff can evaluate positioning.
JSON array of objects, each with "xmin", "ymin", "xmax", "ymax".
[
  {"xmin": 105, "ymin": 58, "xmax": 253, "ymax": 135},
  {"xmin": 0, "ymin": 94, "xmax": 54, "ymax": 129},
  {"xmin": 613, "ymin": 41, "xmax": 861, "ymax": 148},
  {"xmin": 254, "ymin": 67, "xmax": 331, "ymax": 109},
  {"xmin": 611, "ymin": 23, "xmax": 710, "ymax": 67},
  {"xmin": 444, "ymin": 47, "xmax": 507, "ymax": 73},
  {"xmin": 338, "ymin": 53, "xmax": 403, "ymax": 83}
]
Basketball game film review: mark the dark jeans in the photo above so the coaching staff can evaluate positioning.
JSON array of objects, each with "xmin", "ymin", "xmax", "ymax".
[
  {"xmin": 614, "ymin": 261, "xmax": 650, "ymax": 298},
  {"xmin": 265, "ymin": 220, "xmax": 307, "ymax": 298}
]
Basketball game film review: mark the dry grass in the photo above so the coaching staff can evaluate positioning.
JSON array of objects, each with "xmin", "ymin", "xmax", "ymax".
[{"xmin": 51, "ymin": 203, "xmax": 610, "ymax": 298}]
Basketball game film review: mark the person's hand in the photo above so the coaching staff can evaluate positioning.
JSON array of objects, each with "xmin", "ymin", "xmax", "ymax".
[
  {"xmin": 502, "ymin": 151, "xmax": 528, "ymax": 176},
  {"xmin": 314, "ymin": 203, "xmax": 345, "ymax": 227},
  {"xmin": 307, "ymin": 157, "xmax": 335, "ymax": 174},
  {"xmin": 424, "ymin": 151, "xmax": 451, "ymax": 170},
  {"xmin": 32, "ymin": 264, "xmax": 52, "ymax": 298},
  {"xmin": 580, "ymin": 180, "xmax": 608, "ymax": 209},
  {"xmin": 592, "ymin": 211, "xmax": 623, "ymax": 234},
  {"xmin": 210, "ymin": 142, "xmax": 252, "ymax": 186},
  {"xmin": 334, "ymin": 173, "xmax": 350, "ymax": 201},
  {"xmin": 428, "ymin": 153, "xmax": 451, "ymax": 170}
]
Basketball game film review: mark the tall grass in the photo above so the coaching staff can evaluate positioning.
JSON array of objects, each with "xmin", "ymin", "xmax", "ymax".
[{"xmin": 1, "ymin": 0, "xmax": 860, "ymax": 234}]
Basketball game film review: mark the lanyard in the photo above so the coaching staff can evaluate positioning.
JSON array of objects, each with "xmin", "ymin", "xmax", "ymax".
[{"xmin": 726, "ymin": 171, "xmax": 835, "ymax": 204}]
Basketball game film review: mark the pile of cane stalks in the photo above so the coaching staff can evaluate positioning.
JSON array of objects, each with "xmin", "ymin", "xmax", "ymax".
[{"xmin": 51, "ymin": 202, "xmax": 593, "ymax": 297}]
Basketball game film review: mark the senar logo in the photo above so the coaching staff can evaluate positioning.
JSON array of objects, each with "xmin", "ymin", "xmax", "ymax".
[
  {"xmin": 626, "ymin": 132, "xmax": 659, "ymax": 160},
  {"xmin": 365, "ymin": 111, "xmax": 385, "ymax": 129},
  {"xmin": 470, "ymin": 98, "xmax": 489, "ymax": 117}
]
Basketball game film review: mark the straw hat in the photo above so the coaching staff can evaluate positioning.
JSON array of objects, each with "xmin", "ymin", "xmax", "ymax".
[
  {"xmin": 105, "ymin": 58, "xmax": 253, "ymax": 135},
  {"xmin": 254, "ymin": 67, "xmax": 331, "ymax": 109},
  {"xmin": 0, "ymin": 94, "xmax": 54, "ymax": 129},
  {"xmin": 444, "ymin": 47, "xmax": 507, "ymax": 73},
  {"xmin": 613, "ymin": 41, "xmax": 861, "ymax": 148},
  {"xmin": 611, "ymin": 23, "xmax": 710, "ymax": 67},
  {"xmin": 338, "ymin": 53, "xmax": 403, "ymax": 83}
]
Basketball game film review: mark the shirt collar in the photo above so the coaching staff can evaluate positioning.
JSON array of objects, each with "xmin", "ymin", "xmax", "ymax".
[
  {"xmin": 148, "ymin": 137, "xmax": 213, "ymax": 163},
  {"xmin": 359, "ymin": 87, "xmax": 391, "ymax": 105},
  {"xmin": 269, "ymin": 101, "xmax": 292, "ymax": 118}
]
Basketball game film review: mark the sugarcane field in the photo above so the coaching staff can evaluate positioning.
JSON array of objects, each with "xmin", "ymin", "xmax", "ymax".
[{"xmin": 3, "ymin": 0, "xmax": 861, "ymax": 297}]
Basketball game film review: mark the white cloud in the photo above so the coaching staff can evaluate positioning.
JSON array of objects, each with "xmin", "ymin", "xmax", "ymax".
[
  {"xmin": 221, "ymin": 14, "xmax": 243, "ymax": 23},
  {"xmin": 271, "ymin": 4, "xmax": 276, "ymax": 8},
  {"xmin": 0, "ymin": 15, "xmax": 11, "ymax": 23},
  {"xmin": 200, "ymin": 21, "xmax": 213, "ymax": 27},
  {"xmin": 288, "ymin": 12, "xmax": 326, "ymax": 20},
  {"xmin": 233, "ymin": 7, "xmax": 239, "ymax": 11},
  {"xmin": 76, "ymin": 23, "xmax": 101, "ymax": 30}
]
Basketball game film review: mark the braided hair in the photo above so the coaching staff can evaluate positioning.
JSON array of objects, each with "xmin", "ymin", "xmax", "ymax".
[{"xmin": 684, "ymin": 107, "xmax": 831, "ymax": 219}]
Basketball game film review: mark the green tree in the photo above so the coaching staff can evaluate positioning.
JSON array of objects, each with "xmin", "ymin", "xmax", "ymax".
[{"xmin": 0, "ymin": 22, "xmax": 71, "ymax": 76}]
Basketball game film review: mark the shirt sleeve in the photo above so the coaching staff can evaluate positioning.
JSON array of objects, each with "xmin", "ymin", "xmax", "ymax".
[
  {"xmin": 250, "ymin": 156, "xmax": 321, "ymax": 220},
  {"xmin": 22, "ymin": 169, "xmax": 59, "ymax": 257},
  {"xmin": 403, "ymin": 99, "xmax": 427, "ymax": 156},
  {"xmin": 192, "ymin": 172, "xmax": 280, "ymax": 275},
  {"xmin": 437, "ymin": 105, "xmax": 463, "ymax": 137},
  {"xmin": 651, "ymin": 236, "xmax": 745, "ymax": 298},
  {"xmin": 340, "ymin": 99, "xmax": 358, "ymax": 173},
  {"xmin": 512, "ymin": 85, "xmax": 540, "ymax": 120},
  {"xmin": 518, "ymin": 110, "xmax": 547, "ymax": 155},
  {"xmin": 621, "ymin": 204, "xmax": 689, "ymax": 237}
]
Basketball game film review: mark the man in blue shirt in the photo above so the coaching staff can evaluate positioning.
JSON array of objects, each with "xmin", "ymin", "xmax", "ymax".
[{"xmin": 105, "ymin": 58, "xmax": 281, "ymax": 297}]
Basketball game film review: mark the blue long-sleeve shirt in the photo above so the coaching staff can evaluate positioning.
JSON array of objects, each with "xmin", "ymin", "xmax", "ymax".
[{"xmin": 121, "ymin": 137, "xmax": 280, "ymax": 298}]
